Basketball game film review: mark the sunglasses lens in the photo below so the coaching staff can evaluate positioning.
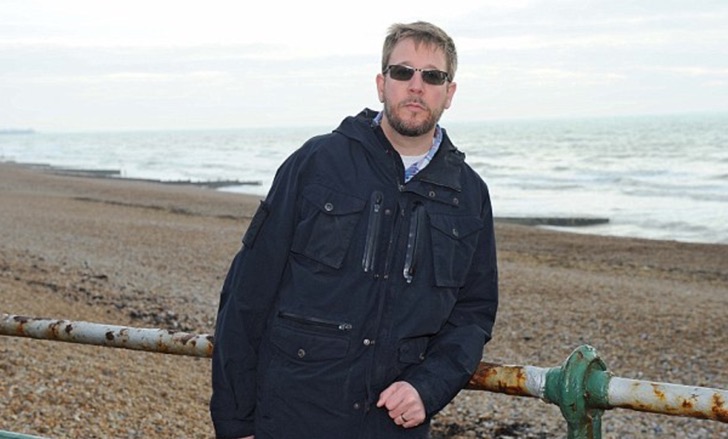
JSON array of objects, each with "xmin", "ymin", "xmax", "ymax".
[
  {"xmin": 388, "ymin": 65, "xmax": 415, "ymax": 81},
  {"xmin": 386, "ymin": 65, "xmax": 449, "ymax": 85},
  {"xmin": 422, "ymin": 70, "xmax": 448, "ymax": 85}
]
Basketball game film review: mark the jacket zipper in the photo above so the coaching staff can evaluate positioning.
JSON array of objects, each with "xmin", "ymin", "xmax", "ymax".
[
  {"xmin": 278, "ymin": 311, "xmax": 353, "ymax": 331},
  {"xmin": 403, "ymin": 202, "xmax": 425, "ymax": 283},
  {"xmin": 362, "ymin": 191, "xmax": 384, "ymax": 273}
]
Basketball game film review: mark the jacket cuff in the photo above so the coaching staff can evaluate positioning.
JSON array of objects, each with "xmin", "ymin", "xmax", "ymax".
[{"xmin": 212, "ymin": 418, "xmax": 254, "ymax": 439}]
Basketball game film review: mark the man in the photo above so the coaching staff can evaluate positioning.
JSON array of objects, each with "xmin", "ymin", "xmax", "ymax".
[{"xmin": 210, "ymin": 21, "xmax": 498, "ymax": 439}]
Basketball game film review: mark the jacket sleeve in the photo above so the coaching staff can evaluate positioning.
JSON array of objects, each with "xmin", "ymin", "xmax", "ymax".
[
  {"xmin": 209, "ymin": 148, "xmax": 308, "ymax": 438},
  {"xmin": 401, "ymin": 193, "xmax": 499, "ymax": 417}
]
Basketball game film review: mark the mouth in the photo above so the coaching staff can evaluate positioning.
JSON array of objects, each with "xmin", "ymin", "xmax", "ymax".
[{"xmin": 401, "ymin": 100, "xmax": 427, "ymax": 112}]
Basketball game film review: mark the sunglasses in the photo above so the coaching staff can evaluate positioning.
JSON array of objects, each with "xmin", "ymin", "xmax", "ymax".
[{"xmin": 384, "ymin": 64, "xmax": 451, "ymax": 86}]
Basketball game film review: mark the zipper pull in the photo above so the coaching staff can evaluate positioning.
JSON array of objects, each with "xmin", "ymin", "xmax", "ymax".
[
  {"xmin": 403, "ymin": 202, "xmax": 424, "ymax": 283},
  {"xmin": 362, "ymin": 191, "xmax": 384, "ymax": 272}
]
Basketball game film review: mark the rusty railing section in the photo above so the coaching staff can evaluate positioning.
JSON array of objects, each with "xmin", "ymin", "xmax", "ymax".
[
  {"xmin": 0, "ymin": 314, "xmax": 213, "ymax": 357},
  {"xmin": 1, "ymin": 314, "xmax": 726, "ymax": 438}
]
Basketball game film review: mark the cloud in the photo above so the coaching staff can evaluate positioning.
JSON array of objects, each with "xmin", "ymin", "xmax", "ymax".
[{"xmin": 2, "ymin": 0, "xmax": 727, "ymax": 130}]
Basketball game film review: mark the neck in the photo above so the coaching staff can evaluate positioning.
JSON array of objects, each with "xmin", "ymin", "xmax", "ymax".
[{"xmin": 380, "ymin": 118, "xmax": 434, "ymax": 156}]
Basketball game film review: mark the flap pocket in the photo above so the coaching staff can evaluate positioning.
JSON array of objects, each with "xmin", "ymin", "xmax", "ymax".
[
  {"xmin": 398, "ymin": 336, "xmax": 429, "ymax": 364},
  {"xmin": 292, "ymin": 184, "xmax": 367, "ymax": 269},
  {"xmin": 271, "ymin": 324, "xmax": 350, "ymax": 362},
  {"xmin": 429, "ymin": 214, "xmax": 483, "ymax": 241},
  {"xmin": 429, "ymin": 214, "xmax": 484, "ymax": 288},
  {"xmin": 302, "ymin": 184, "xmax": 367, "ymax": 216}
]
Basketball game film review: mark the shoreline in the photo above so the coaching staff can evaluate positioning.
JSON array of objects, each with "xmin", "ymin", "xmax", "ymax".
[
  {"xmin": 1, "ymin": 161, "xmax": 726, "ymax": 438},
  {"xmin": 8, "ymin": 160, "xmax": 723, "ymax": 246},
  {"xmin": 3, "ymin": 160, "xmax": 631, "ymax": 239},
  {"xmin": 7, "ymin": 159, "xmax": 725, "ymax": 246}
]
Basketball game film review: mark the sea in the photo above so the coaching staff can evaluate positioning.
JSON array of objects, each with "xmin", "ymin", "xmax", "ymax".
[{"xmin": 1, "ymin": 113, "xmax": 726, "ymax": 245}]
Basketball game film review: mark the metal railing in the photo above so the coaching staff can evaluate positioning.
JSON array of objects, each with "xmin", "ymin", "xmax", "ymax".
[{"xmin": 1, "ymin": 313, "xmax": 726, "ymax": 439}]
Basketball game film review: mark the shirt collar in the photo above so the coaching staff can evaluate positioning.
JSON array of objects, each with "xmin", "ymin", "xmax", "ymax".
[{"xmin": 372, "ymin": 111, "xmax": 443, "ymax": 183}]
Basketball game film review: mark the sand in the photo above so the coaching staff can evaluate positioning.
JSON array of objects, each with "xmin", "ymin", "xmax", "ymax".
[{"xmin": 0, "ymin": 162, "xmax": 726, "ymax": 438}]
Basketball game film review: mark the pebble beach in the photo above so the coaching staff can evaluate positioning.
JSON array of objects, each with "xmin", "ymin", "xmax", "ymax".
[{"xmin": 1, "ymin": 161, "xmax": 726, "ymax": 438}]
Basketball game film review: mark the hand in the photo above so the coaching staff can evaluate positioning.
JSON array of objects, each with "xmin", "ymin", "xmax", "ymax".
[{"xmin": 376, "ymin": 381, "xmax": 426, "ymax": 428}]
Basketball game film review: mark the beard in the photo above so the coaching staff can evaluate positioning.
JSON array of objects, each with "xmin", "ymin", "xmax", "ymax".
[{"xmin": 383, "ymin": 98, "xmax": 445, "ymax": 137}]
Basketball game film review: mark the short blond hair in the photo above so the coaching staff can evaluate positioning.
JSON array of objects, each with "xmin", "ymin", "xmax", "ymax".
[{"xmin": 381, "ymin": 21, "xmax": 458, "ymax": 81}]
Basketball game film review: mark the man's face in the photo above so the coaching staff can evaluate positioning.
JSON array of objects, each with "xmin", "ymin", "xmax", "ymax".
[{"xmin": 376, "ymin": 38, "xmax": 457, "ymax": 138}]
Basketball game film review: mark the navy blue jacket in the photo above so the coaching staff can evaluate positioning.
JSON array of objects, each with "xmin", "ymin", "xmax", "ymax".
[{"xmin": 210, "ymin": 109, "xmax": 498, "ymax": 439}]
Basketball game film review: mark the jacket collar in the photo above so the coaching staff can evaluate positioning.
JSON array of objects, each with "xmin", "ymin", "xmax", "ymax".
[
  {"xmin": 413, "ymin": 133, "xmax": 463, "ymax": 192},
  {"xmin": 339, "ymin": 108, "xmax": 465, "ymax": 192}
]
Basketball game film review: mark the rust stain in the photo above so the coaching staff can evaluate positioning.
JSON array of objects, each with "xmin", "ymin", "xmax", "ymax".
[
  {"xmin": 713, "ymin": 393, "xmax": 727, "ymax": 423},
  {"xmin": 11, "ymin": 315, "xmax": 29, "ymax": 335},
  {"xmin": 466, "ymin": 363, "xmax": 531, "ymax": 396},
  {"xmin": 105, "ymin": 331, "xmax": 115, "ymax": 341},
  {"xmin": 48, "ymin": 320, "xmax": 62, "ymax": 339},
  {"xmin": 651, "ymin": 383, "xmax": 667, "ymax": 401},
  {"xmin": 618, "ymin": 393, "xmax": 728, "ymax": 423},
  {"xmin": 206, "ymin": 337, "xmax": 214, "ymax": 357},
  {"xmin": 157, "ymin": 340, "xmax": 170, "ymax": 353}
]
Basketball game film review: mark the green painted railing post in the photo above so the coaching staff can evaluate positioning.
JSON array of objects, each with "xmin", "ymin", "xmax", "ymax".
[{"xmin": 544, "ymin": 345, "xmax": 611, "ymax": 439}]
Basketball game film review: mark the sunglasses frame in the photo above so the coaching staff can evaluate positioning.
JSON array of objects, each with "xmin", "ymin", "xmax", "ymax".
[{"xmin": 384, "ymin": 64, "xmax": 451, "ymax": 86}]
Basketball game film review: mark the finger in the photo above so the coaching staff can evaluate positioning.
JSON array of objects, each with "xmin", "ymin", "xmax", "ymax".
[
  {"xmin": 398, "ymin": 413, "xmax": 407, "ymax": 427},
  {"xmin": 399, "ymin": 413, "xmax": 417, "ymax": 429},
  {"xmin": 377, "ymin": 382, "xmax": 405, "ymax": 409},
  {"xmin": 376, "ymin": 386, "xmax": 393, "ymax": 408}
]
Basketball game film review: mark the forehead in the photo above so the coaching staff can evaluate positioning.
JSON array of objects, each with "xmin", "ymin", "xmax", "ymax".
[{"xmin": 388, "ymin": 38, "xmax": 447, "ymax": 68}]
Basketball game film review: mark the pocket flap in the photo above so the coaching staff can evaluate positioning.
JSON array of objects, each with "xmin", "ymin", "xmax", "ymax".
[
  {"xmin": 302, "ymin": 184, "xmax": 366, "ymax": 216},
  {"xmin": 429, "ymin": 214, "xmax": 484, "ymax": 240},
  {"xmin": 271, "ymin": 324, "xmax": 350, "ymax": 362}
]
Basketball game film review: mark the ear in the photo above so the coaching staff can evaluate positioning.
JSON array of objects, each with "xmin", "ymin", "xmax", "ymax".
[
  {"xmin": 376, "ymin": 73, "xmax": 385, "ymax": 103},
  {"xmin": 444, "ymin": 81, "xmax": 457, "ymax": 109}
]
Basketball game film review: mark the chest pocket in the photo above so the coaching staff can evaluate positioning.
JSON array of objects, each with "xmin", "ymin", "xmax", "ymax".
[
  {"xmin": 291, "ymin": 184, "xmax": 366, "ymax": 269},
  {"xmin": 429, "ymin": 213, "xmax": 484, "ymax": 288}
]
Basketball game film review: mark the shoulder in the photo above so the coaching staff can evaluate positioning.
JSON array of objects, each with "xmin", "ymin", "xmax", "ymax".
[
  {"xmin": 292, "ymin": 131, "xmax": 351, "ymax": 158},
  {"xmin": 439, "ymin": 137, "xmax": 493, "ymax": 208},
  {"xmin": 440, "ymin": 136, "xmax": 488, "ymax": 186},
  {"xmin": 277, "ymin": 131, "xmax": 362, "ymax": 184}
]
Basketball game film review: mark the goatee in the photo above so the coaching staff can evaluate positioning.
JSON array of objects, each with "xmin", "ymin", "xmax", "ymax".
[{"xmin": 384, "ymin": 99, "xmax": 443, "ymax": 137}]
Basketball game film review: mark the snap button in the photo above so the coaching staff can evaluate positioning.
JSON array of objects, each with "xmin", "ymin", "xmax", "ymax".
[
  {"xmin": 363, "ymin": 338, "xmax": 375, "ymax": 346},
  {"xmin": 297, "ymin": 348, "xmax": 306, "ymax": 358},
  {"xmin": 428, "ymin": 190, "xmax": 436, "ymax": 198},
  {"xmin": 353, "ymin": 402, "xmax": 362, "ymax": 410},
  {"xmin": 452, "ymin": 228, "xmax": 459, "ymax": 237},
  {"xmin": 324, "ymin": 202, "xmax": 334, "ymax": 212},
  {"xmin": 419, "ymin": 352, "xmax": 426, "ymax": 361},
  {"xmin": 453, "ymin": 197, "xmax": 459, "ymax": 205}
]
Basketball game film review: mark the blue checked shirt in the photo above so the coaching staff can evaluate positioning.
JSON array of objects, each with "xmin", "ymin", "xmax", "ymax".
[{"xmin": 373, "ymin": 111, "xmax": 443, "ymax": 183}]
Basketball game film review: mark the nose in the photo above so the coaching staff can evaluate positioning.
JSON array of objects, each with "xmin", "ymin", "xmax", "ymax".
[{"xmin": 407, "ymin": 72, "xmax": 425, "ymax": 94}]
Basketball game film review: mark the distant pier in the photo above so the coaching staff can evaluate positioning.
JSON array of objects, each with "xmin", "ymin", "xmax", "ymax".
[{"xmin": 495, "ymin": 217, "xmax": 609, "ymax": 227}]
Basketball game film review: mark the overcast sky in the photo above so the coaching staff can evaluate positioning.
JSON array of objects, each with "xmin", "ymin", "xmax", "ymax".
[{"xmin": 2, "ymin": 0, "xmax": 727, "ymax": 132}]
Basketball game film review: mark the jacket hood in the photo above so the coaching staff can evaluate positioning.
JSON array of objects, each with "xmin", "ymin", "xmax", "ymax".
[{"xmin": 334, "ymin": 108, "xmax": 466, "ymax": 192}]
